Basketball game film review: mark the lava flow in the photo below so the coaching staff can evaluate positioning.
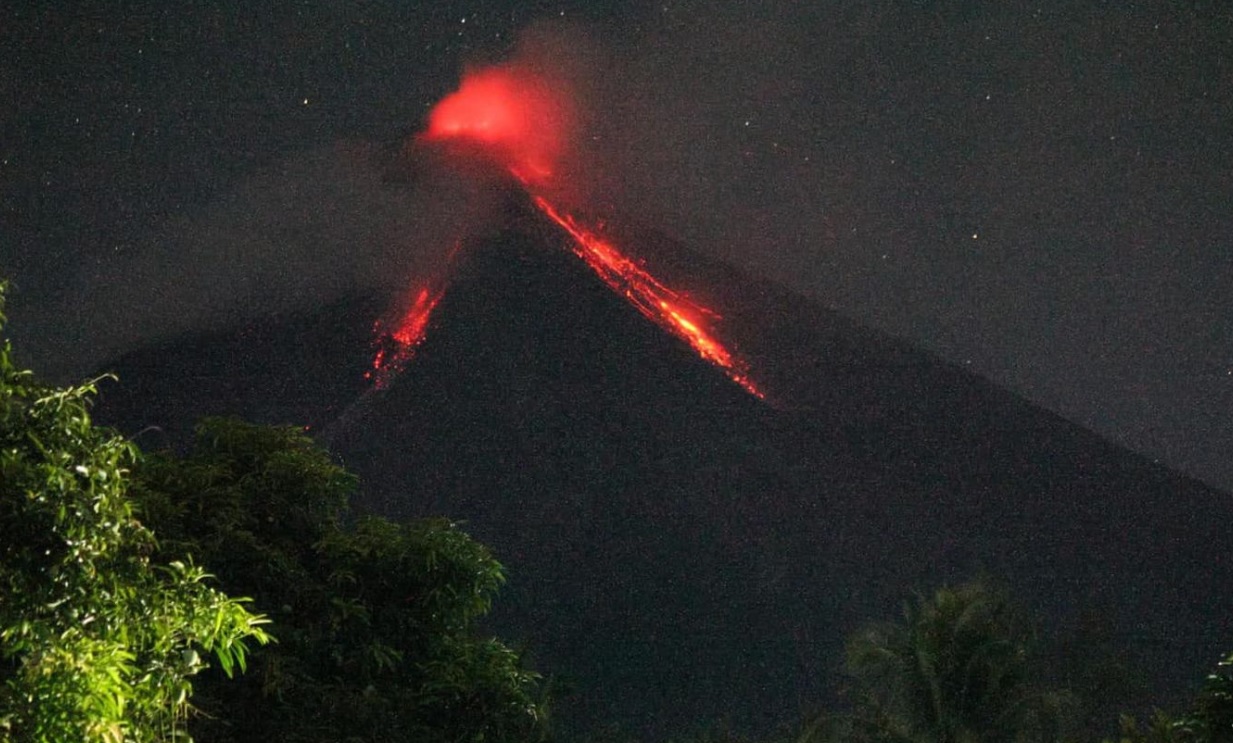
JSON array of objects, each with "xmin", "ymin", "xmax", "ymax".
[
  {"xmin": 371, "ymin": 55, "xmax": 763, "ymax": 400},
  {"xmin": 367, "ymin": 282, "xmax": 447, "ymax": 390},
  {"xmin": 529, "ymin": 195, "xmax": 763, "ymax": 399}
]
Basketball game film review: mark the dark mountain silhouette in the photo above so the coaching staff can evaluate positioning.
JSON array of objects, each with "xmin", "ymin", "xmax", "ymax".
[{"xmin": 94, "ymin": 195, "xmax": 1233, "ymax": 738}]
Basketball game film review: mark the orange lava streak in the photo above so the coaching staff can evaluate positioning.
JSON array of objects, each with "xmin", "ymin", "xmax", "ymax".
[
  {"xmin": 368, "ymin": 284, "xmax": 446, "ymax": 389},
  {"xmin": 531, "ymin": 195, "xmax": 764, "ymax": 399}
]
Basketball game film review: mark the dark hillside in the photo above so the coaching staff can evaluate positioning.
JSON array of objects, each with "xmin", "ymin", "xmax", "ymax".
[{"xmin": 95, "ymin": 207, "xmax": 1233, "ymax": 738}]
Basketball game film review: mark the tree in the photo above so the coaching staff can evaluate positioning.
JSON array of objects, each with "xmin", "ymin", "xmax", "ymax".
[
  {"xmin": 1103, "ymin": 711, "xmax": 1190, "ymax": 743},
  {"xmin": 0, "ymin": 283, "xmax": 270, "ymax": 743},
  {"xmin": 1183, "ymin": 650, "xmax": 1233, "ymax": 741},
  {"xmin": 836, "ymin": 580, "xmax": 1073, "ymax": 743},
  {"xmin": 131, "ymin": 417, "xmax": 551, "ymax": 743},
  {"xmin": 1111, "ymin": 650, "xmax": 1233, "ymax": 743}
]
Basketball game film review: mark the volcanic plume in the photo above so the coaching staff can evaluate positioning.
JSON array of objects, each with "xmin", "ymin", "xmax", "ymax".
[
  {"xmin": 372, "ymin": 52, "xmax": 763, "ymax": 399},
  {"xmin": 422, "ymin": 63, "xmax": 574, "ymax": 185}
]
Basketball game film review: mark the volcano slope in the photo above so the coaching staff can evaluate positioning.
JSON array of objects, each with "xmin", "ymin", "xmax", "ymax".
[{"xmin": 94, "ymin": 205, "xmax": 1233, "ymax": 738}]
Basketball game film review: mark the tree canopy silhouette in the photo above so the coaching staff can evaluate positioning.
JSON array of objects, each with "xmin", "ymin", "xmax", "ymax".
[
  {"xmin": 835, "ymin": 580, "xmax": 1073, "ymax": 743},
  {"xmin": 131, "ymin": 416, "xmax": 551, "ymax": 743}
]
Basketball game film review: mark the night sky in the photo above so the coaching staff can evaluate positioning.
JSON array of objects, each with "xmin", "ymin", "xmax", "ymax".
[{"xmin": 2, "ymin": 2, "xmax": 1231, "ymax": 492}]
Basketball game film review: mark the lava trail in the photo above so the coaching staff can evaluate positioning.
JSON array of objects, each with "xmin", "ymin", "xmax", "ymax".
[
  {"xmin": 526, "ymin": 193, "xmax": 763, "ymax": 399},
  {"xmin": 362, "ymin": 234, "xmax": 468, "ymax": 394},
  {"xmin": 367, "ymin": 282, "xmax": 447, "ymax": 390}
]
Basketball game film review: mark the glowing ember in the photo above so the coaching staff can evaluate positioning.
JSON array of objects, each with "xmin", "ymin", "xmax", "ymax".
[
  {"xmin": 368, "ymin": 283, "xmax": 446, "ymax": 389},
  {"xmin": 530, "ymin": 195, "xmax": 764, "ymax": 399}
]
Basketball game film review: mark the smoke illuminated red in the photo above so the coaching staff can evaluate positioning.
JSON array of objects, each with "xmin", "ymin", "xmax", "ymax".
[{"xmin": 421, "ymin": 65, "xmax": 572, "ymax": 184}]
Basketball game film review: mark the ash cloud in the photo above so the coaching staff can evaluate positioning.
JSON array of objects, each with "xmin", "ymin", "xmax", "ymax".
[
  {"xmin": 15, "ymin": 141, "xmax": 506, "ymax": 381},
  {"xmin": 6, "ymin": 22, "xmax": 604, "ymax": 384},
  {"xmin": 509, "ymin": 10, "xmax": 887, "ymax": 294},
  {"xmin": 500, "ymin": 8, "xmax": 1233, "ymax": 491}
]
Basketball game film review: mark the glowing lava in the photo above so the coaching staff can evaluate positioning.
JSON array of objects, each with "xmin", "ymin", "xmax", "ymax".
[
  {"xmin": 529, "ymin": 195, "xmax": 763, "ymax": 399},
  {"xmin": 368, "ymin": 283, "xmax": 446, "ymax": 390}
]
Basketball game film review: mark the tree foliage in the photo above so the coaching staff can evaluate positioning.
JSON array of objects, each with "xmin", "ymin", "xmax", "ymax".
[
  {"xmin": 833, "ymin": 580, "xmax": 1073, "ymax": 743},
  {"xmin": 1109, "ymin": 650, "xmax": 1233, "ymax": 743},
  {"xmin": 0, "ymin": 283, "xmax": 270, "ymax": 743},
  {"xmin": 1184, "ymin": 650, "xmax": 1233, "ymax": 741},
  {"xmin": 131, "ymin": 417, "xmax": 551, "ymax": 743}
]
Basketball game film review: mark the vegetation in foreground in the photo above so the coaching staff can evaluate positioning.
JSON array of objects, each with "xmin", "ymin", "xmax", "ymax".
[
  {"xmin": 0, "ymin": 284, "xmax": 270, "ymax": 742},
  {"xmin": 806, "ymin": 584, "xmax": 1231, "ymax": 743},
  {"xmin": 1, "ymin": 283, "xmax": 549, "ymax": 743},
  {"xmin": 129, "ymin": 417, "xmax": 551, "ymax": 743},
  {"xmin": 2, "ymin": 280, "xmax": 1230, "ymax": 743}
]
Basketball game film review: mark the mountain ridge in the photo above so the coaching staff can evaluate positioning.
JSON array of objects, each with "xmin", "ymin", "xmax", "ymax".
[{"xmin": 92, "ymin": 209, "xmax": 1232, "ymax": 738}]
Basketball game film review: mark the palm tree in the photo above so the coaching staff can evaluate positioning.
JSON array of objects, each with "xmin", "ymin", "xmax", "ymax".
[
  {"xmin": 1173, "ymin": 650, "xmax": 1233, "ymax": 742},
  {"xmin": 839, "ymin": 580, "xmax": 1072, "ymax": 743}
]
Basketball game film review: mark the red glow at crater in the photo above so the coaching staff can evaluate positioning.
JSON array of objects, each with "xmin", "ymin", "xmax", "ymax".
[{"xmin": 422, "ymin": 65, "xmax": 573, "ymax": 184}]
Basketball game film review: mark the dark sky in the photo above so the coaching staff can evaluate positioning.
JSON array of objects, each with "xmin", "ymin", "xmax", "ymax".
[{"xmin": 2, "ymin": 1, "xmax": 1231, "ymax": 492}]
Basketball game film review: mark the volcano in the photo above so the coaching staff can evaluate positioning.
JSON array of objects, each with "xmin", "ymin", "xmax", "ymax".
[{"xmin": 94, "ymin": 187, "xmax": 1233, "ymax": 738}]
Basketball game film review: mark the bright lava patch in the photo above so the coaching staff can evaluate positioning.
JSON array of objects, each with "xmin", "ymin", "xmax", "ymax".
[
  {"xmin": 529, "ymin": 195, "xmax": 764, "ymax": 399},
  {"xmin": 368, "ymin": 283, "xmax": 446, "ymax": 390}
]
